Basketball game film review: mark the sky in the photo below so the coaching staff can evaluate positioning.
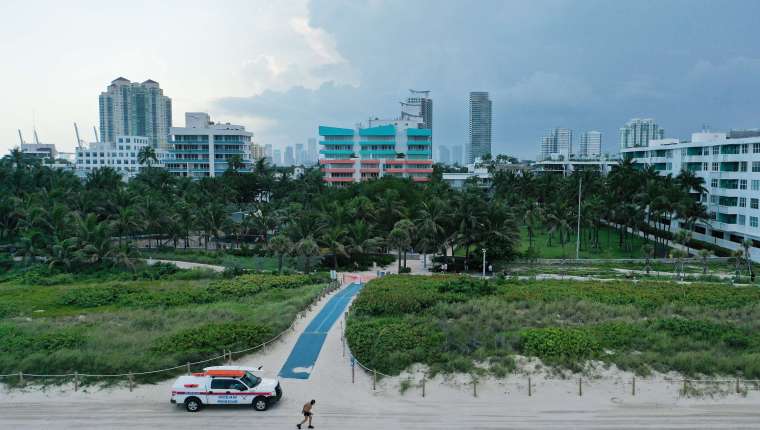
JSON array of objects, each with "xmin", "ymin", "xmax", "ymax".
[{"xmin": 1, "ymin": 0, "xmax": 760, "ymax": 159}]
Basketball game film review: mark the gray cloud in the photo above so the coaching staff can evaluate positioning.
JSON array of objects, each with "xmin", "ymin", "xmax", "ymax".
[{"xmin": 215, "ymin": 0, "xmax": 760, "ymax": 158}]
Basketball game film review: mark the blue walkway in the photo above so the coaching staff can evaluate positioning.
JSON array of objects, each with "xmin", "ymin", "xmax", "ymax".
[{"xmin": 279, "ymin": 282, "xmax": 363, "ymax": 379}]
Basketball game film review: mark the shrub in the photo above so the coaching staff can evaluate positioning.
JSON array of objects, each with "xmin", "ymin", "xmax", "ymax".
[
  {"xmin": 519, "ymin": 327, "xmax": 601, "ymax": 361},
  {"xmin": 152, "ymin": 322, "xmax": 274, "ymax": 355}
]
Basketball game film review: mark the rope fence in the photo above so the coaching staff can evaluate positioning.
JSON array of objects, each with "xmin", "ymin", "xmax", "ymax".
[{"xmin": 0, "ymin": 279, "xmax": 343, "ymax": 388}]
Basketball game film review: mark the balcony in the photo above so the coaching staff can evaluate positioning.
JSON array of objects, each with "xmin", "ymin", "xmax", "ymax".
[
  {"xmin": 322, "ymin": 168, "xmax": 355, "ymax": 174},
  {"xmin": 406, "ymin": 168, "xmax": 434, "ymax": 173},
  {"xmin": 320, "ymin": 149, "xmax": 354, "ymax": 156},
  {"xmin": 360, "ymin": 168, "xmax": 380, "ymax": 173},
  {"xmin": 359, "ymin": 140, "xmax": 395, "ymax": 146},
  {"xmin": 324, "ymin": 177, "xmax": 355, "ymax": 183},
  {"xmin": 320, "ymin": 140, "xmax": 354, "ymax": 146},
  {"xmin": 412, "ymin": 176, "xmax": 431, "ymax": 182},
  {"xmin": 384, "ymin": 168, "xmax": 405, "ymax": 173},
  {"xmin": 319, "ymin": 158, "xmax": 354, "ymax": 164}
]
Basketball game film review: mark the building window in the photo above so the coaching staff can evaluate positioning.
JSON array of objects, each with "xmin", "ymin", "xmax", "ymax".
[
  {"xmin": 753, "ymin": 180, "xmax": 760, "ymax": 191},
  {"xmin": 742, "ymin": 144, "xmax": 749, "ymax": 154},
  {"xmin": 711, "ymin": 179, "xmax": 718, "ymax": 188},
  {"xmin": 752, "ymin": 198, "xmax": 759, "ymax": 209},
  {"xmin": 753, "ymin": 162, "xmax": 760, "ymax": 172},
  {"xmin": 713, "ymin": 145, "xmax": 720, "ymax": 155},
  {"xmin": 710, "ymin": 195, "xmax": 718, "ymax": 204},
  {"xmin": 740, "ymin": 162, "xmax": 748, "ymax": 172},
  {"xmin": 740, "ymin": 180, "xmax": 748, "ymax": 190},
  {"xmin": 755, "ymin": 143, "xmax": 760, "ymax": 153},
  {"xmin": 712, "ymin": 162, "xmax": 719, "ymax": 171},
  {"xmin": 751, "ymin": 217, "xmax": 759, "ymax": 228},
  {"xmin": 739, "ymin": 215, "xmax": 746, "ymax": 225},
  {"xmin": 740, "ymin": 197, "xmax": 747, "ymax": 207}
]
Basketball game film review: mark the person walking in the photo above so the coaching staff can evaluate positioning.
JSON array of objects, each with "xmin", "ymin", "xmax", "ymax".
[{"xmin": 297, "ymin": 399, "xmax": 316, "ymax": 429}]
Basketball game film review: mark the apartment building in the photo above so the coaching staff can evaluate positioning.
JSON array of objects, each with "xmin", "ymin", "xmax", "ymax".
[
  {"xmin": 318, "ymin": 119, "xmax": 433, "ymax": 184},
  {"xmin": 620, "ymin": 130, "xmax": 760, "ymax": 260}
]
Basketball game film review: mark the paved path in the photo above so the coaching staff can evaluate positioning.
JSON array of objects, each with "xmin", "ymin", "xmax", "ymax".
[
  {"xmin": 279, "ymin": 281, "xmax": 363, "ymax": 379},
  {"xmin": 143, "ymin": 258, "xmax": 225, "ymax": 272}
]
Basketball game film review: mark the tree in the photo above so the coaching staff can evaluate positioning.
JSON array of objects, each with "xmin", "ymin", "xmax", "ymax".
[
  {"xmin": 642, "ymin": 244, "xmax": 654, "ymax": 274},
  {"xmin": 137, "ymin": 146, "xmax": 158, "ymax": 168},
  {"xmin": 295, "ymin": 237, "xmax": 320, "ymax": 273},
  {"xmin": 269, "ymin": 234, "xmax": 293, "ymax": 274},
  {"xmin": 320, "ymin": 226, "xmax": 348, "ymax": 270},
  {"xmin": 742, "ymin": 239, "xmax": 754, "ymax": 281},
  {"xmin": 387, "ymin": 227, "xmax": 409, "ymax": 273},
  {"xmin": 698, "ymin": 248, "xmax": 711, "ymax": 275}
]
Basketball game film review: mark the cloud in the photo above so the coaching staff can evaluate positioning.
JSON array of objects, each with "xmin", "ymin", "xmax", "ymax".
[{"xmin": 505, "ymin": 72, "xmax": 595, "ymax": 107}]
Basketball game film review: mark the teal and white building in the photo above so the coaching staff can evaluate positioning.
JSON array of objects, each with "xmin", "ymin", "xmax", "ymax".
[
  {"xmin": 166, "ymin": 112, "xmax": 253, "ymax": 178},
  {"xmin": 318, "ymin": 118, "xmax": 433, "ymax": 184},
  {"xmin": 621, "ymin": 130, "xmax": 760, "ymax": 261}
]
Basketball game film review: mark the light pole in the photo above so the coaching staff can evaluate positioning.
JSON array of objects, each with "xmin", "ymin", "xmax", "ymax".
[
  {"xmin": 482, "ymin": 248, "xmax": 487, "ymax": 278},
  {"xmin": 576, "ymin": 176, "xmax": 582, "ymax": 260}
]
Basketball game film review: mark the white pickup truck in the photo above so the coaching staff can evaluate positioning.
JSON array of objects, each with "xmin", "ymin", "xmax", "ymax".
[{"xmin": 171, "ymin": 366, "xmax": 282, "ymax": 412}]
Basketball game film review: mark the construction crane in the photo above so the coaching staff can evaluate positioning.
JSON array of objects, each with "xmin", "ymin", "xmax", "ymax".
[
  {"xmin": 17, "ymin": 129, "xmax": 25, "ymax": 145},
  {"xmin": 73, "ymin": 123, "xmax": 84, "ymax": 149},
  {"xmin": 92, "ymin": 126, "xmax": 99, "ymax": 143},
  {"xmin": 33, "ymin": 129, "xmax": 40, "ymax": 144}
]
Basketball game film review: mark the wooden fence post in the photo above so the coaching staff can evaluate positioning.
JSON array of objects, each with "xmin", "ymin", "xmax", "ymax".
[
  {"xmin": 422, "ymin": 375, "xmax": 426, "ymax": 398},
  {"xmin": 18, "ymin": 371, "xmax": 23, "ymax": 386},
  {"xmin": 578, "ymin": 377, "xmax": 582, "ymax": 397},
  {"xmin": 351, "ymin": 365, "xmax": 355, "ymax": 384},
  {"xmin": 128, "ymin": 373, "xmax": 134, "ymax": 392},
  {"xmin": 473, "ymin": 379, "xmax": 477, "ymax": 397},
  {"xmin": 736, "ymin": 378, "xmax": 741, "ymax": 394},
  {"xmin": 187, "ymin": 362, "xmax": 191, "ymax": 375},
  {"xmin": 632, "ymin": 376, "xmax": 636, "ymax": 396},
  {"xmin": 74, "ymin": 372, "xmax": 79, "ymax": 392},
  {"xmin": 373, "ymin": 369, "xmax": 377, "ymax": 391},
  {"xmin": 682, "ymin": 379, "xmax": 688, "ymax": 395},
  {"xmin": 528, "ymin": 376, "xmax": 532, "ymax": 397}
]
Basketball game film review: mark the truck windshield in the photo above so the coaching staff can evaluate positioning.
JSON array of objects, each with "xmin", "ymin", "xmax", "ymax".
[{"xmin": 241, "ymin": 372, "xmax": 261, "ymax": 388}]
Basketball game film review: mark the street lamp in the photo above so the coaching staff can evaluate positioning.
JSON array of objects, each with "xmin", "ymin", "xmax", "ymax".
[{"xmin": 482, "ymin": 248, "xmax": 487, "ymax": 278}]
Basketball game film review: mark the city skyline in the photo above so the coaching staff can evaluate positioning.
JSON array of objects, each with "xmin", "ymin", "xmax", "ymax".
[{"xmin": 2, "ymin": 1, "xmax": 760, "ymax": 159}]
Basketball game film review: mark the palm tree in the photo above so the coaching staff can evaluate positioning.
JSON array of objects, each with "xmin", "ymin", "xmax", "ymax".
[
  {"xmin": 698, "ymin": 249, "xmax": 711, "ymax": 275},
  {"xmin": 295, "ymin": 237, "xmax": 320, "ymax": 273},
  {"xmin": 393, "ymin": 219, "xmax": 416, "ymax": 269},
  {"xmin": 137, "ymin": 146, "xmax": 158, "ymax": 168},
  {"xmin": 642, "ymin": 244, "xmax": 654, "ymax": 274},
  {"xmin": 522, "ymin": 203, "xmax": 543, "ymax": 250},
  {"xmin": 387, "ymin": 227, "xmax": 409, "ymax": 273},
  {"xmin": 269, "ymin": 234, "xmax": 293, "ymax": 274},
  {"xmin": 742, "ymin": 239, "xmax": 754, "ymax": 281},
  {"xmin": 320, "ymin": 225, "xmax": 348, "ymax": 270},
  {"xmin": 226, "ymin": 155, "xmax": 245, "ymax": 174}
]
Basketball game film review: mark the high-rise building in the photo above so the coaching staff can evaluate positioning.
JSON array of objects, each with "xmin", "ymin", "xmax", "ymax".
[
  {"xmin": 251, "ymin": 143, "xmax": 265, "ymax": 161},
  {"xmin": 318, "ymin": 119, "xmax": 432, "ymax": 184},
  {"xmin": 264, "ymin": 144, "xmax": 273, "ymax": 163},
  {"xmin": 295, "ymin": 143, "xmax": 305, "ymax": 165},
  {"xmin": 619, "ymin": 118, "xmax": 665, "ymax": 149},
  {"xmin": 272, "ymin": 149, "xmax": 282, "ymax": 166},
  {"xmin": 540, "ymin": 128, "xmax": 573, "ymax": 160},
  {"xmin": 98, "ymin": 77, "xmax": 172, "ymax": 148},
  {"xmin": 579, "ymin": 131, "xmax": 602, "ymax": 157},
  {"xmin": 401, "ymin": 90, "xmax": 433, "ymax": 130},
  {"xmin": 452, "ymin": 145, "xmax": 464, "ymax": 165},
  {"xmin": 165, "ymin": 112, "xmax": 252, "ymax": 178},
  {"xmin": 468, "ymin": 92, "xmax": 492, "ymax": 163},
  {"xmin": 284, "ymin": 146, "xmax": 295, "ymax": 166},
  {"xmin": 438, "ymin": 145, "xmax": 451, "ymax": 164},
  {"xmin": 307, "ymin": 138, "xmax": 318, "ymax": 165}
]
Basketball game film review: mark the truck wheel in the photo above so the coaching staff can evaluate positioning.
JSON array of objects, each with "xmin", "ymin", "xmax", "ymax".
[
  {"xmin": 252, "ymin": 396, "xmax": 268, "ymax": 411},
  {"xmin": 185, "ymin": 397, "xmax": 202, "ymax": 412}
]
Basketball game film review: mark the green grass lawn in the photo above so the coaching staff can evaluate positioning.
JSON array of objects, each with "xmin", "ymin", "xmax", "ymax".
[
  {"xmin": 0, "ymin": 269, "xmax": 330, "ymax": 383},
  {"xmin": 519, "ymin": 225, "xmax": 656, "ymax": 259},
  {"xmin": 346, "ymin": 275, "xmax": 760, "ymax": 378}
]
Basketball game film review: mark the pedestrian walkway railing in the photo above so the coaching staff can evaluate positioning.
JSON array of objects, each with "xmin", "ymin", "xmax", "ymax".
[{"xmin": 0, "ymin": 279, "xmax": 343, "ymax": 389}]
